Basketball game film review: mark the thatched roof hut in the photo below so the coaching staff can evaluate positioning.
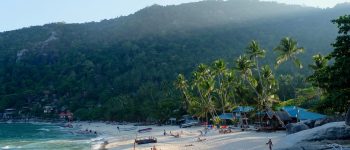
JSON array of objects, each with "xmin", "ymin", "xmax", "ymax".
[{"xmin": 258, "ymin": 109, "xmax": 292, "ymax": 128}]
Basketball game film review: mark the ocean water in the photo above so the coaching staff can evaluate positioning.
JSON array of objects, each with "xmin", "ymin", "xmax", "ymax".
[{"xmin": 0, "ymin": 123, "xmax": 97, "ymax": 150}]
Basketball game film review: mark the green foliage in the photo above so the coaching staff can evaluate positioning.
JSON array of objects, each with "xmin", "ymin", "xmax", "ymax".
[
  {"xmin": 279, "ymin": 87, "xmax": 319, "ymax": 109},
  {"xmin": 308, "ymin": 15, "xmax": 350, "ymax": 114},
  {"xmin": 176, "ymin": 39, "xmax": 285, "ymax": 122},
  {"xmin": 274, "ymin": 37, "xmax": 305, "ymax": 69},
  {"xmin": 0, "ymin": 1, "xmax": 348, "ymax": 121}
]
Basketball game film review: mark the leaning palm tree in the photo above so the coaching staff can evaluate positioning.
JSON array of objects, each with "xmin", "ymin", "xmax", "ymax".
[
  {"xmin": 274, "ymin": 37, "xmax": 305, "ymax": 69},
  {"xmin": 175, "ymin": 74, "xmax": 191, "ymax": 111},
  {"xmin": 246, "ymin": 40, "xmax": 266, "ymax": 102},
  {"xmin": 259, "ymin": 65, "xmax": 278, "ymax": 108},
  {"xmin": 235, "ymin": 55, "xmax": 258, "ymax": 96}
]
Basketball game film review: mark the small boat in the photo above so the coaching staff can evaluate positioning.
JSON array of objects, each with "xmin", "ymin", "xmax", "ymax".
[
  {"xmin": 138, "ymin": 128, "xmax": 152, "ymax": 133},
  {"xmin": 135, "ymin": 136, "xmax": 157, "ymax": 145},
  {"xmin": 180, "ymin": 121, "xmax": 198, "ymax": 128},
  {"xmin": 119, "ymin": 127, "xmax": 137, "ymax": 131}
]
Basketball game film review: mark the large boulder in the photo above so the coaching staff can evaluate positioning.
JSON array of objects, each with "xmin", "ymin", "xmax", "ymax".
[
  {"xmin": 276, "ymin": 122, "xmax": 350, "ymax": 150},
  {"xmin": 286, "ymin": 122, "xmax": 310, "ymax": 134},
  {"xmin": 314, "ymin": 118, "xmax": 336, "ymax": 127},
  {"xmin": 277, "ymin": 141, "xmax": 350, "ymax": 150},
  {"xmin": 302, "ymin": 120, "xmax": 315, "ymax": 128},
  {"xmin": 308, "ymin": 124, "xmax": 350, "ymax": 141}
]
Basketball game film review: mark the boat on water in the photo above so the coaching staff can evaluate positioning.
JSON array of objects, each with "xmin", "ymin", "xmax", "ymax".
[
  {"xmin": 119, "ymin": 126, "xmax": 137, "ymax": 131},
  {"xmin": 138, "ymin": 128, "xmax": 152, "ymax": 133}
]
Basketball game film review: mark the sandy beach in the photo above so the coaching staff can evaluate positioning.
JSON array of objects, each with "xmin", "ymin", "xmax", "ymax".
[{"xmin": 73, "ymin": 122, "xmax": 286, "ymax": 150}]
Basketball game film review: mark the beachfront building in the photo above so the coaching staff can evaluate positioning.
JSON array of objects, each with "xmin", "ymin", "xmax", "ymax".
[
  {"xmin": 167, "ymin": 117, "xmax": 177, "ymax": 125},
  {"xmin": 59, "ymin": 111, "xmax": 74, "ymax": 121},
  {"xmin": 2, "ymin": 108, "xmax": 17, "ymax": 119},
  {"xmin": 218, "ymin": 113, "xmax": 234, "ymax": 125},
  {"xmin": 19, "ymin": 107, "xmax": 31, "ymax": 119},
  {"xmin": 232, "ymin": 106, "xmax": 254, "ymax": 127},
  {"xmin": 280, "ymin": 106, "xmax": 326, "ymax": 121},
  {"xmin": 218, "ymin": 113, "xmax": 234, "ymax": 120},
  {"xmin": 257, "ymin": 109, "xmax": 292, "ymax": 129},
  {"xmin": 44, "ymin": 106, "xmax": 54, "ymax": 113}
]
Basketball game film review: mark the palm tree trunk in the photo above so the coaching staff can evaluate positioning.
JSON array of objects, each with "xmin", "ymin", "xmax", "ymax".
[
  {"xmin": 218, "ymin": 74, "xmax": 225, "ymax": 114},
  {"xmin": 255, "ymin": 57, "xmax": 266, "ymax": 99},
  {"xmin": 206, "ymin": 113, "xmax": 208, "ymax": 126},
  {"xmin": 244, "ymin": 75, "xmax": 260, "ymax": 98}
]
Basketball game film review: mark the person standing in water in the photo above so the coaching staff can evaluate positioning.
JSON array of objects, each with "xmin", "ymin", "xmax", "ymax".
[
  {"xmin": 117, "ymin": 126, "xmax": 120, "ymax": 132},
  {"xmin": 266, "ymin": 139, "xmax": 273, "ymax": 150}
]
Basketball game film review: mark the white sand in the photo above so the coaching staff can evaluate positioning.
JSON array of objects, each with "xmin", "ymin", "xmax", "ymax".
[{"xmin": 73, "ymin": 122, "xmax": 286, "ymax": 150}]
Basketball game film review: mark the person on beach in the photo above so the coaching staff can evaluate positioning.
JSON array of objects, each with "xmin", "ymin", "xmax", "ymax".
[
  {"xmin": 151, "ymin": 145, "xmax": 157, "ymax": 150},
  {"xmin": 117, "ymin": 126, "xmax": 120, "ymax": 132},
  {"xmin": 266, "ymin": 139, "xmax": 273, "ymax": 150},
  {"xmin": 163, "ymin": 129, "xmax": 166, "ymax": 136}
]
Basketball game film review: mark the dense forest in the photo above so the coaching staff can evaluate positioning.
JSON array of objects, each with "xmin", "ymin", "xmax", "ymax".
[{"xmin": 0, "ymin": 0, "xmax": 349, "ymax": 121}]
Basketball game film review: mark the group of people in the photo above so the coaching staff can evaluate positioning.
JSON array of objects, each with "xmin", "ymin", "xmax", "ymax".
[{"xmin": 79, "ymin": 129, "xmax": 98, "ymax": 135}]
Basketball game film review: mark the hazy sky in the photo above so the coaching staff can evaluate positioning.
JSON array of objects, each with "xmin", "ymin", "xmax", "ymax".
[{"xmin": 1, "ymin": 0, "xmax": 349, "ymax": 32}]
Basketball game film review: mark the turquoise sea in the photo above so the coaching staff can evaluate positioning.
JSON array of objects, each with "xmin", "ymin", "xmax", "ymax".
[{"xmin": 0, "ymin": 123, "xmax": 97, "ymax": 150}]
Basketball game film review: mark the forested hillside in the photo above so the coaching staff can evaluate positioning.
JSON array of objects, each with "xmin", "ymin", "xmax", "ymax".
[{"xmin": 0, "ymin": 0, "xmax": 349, "ymax": 121}]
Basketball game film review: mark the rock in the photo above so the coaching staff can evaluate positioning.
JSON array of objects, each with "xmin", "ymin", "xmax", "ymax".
[
  {"xmin": 275, "ymin": 122, "xmax": 350, "ymax": 150},
  {"xmin": 346, "ymin": 108, "xmax": 350, "ymax": 126},
  {"xmin": 277, "ymin": 141, "xmax": 350, "ymax": 150},
  {"xmin": 286, "ymin": 122, "xmax": 309, "ymax": 134},
  {"xmin": 302, "ymin": 120, "xmax": 315, "ymax": 128},
  {"xmin": 314, "ymin": 118, "xmax": 336, "ymax": 127},
  {"xmin": 308, "ymin": 124, "xmax": 350, "ymax": 141}
]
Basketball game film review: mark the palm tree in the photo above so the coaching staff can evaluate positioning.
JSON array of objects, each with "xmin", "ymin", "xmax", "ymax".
[
  {"xmin": 246, "ymin": 40, "xmax": 266, "ymax": 60},
  {"xmin": 175, "ymin": 74, "xmax": 190, "ymax": 111},
  {"xmin": 259, "ymin": 65, "xmax": 278, "ymax": 108},
  {"xmin": 274, "ymin": 37, "xmax": 304, "ymax": 69},
  {"xmin": 307, "ymin": 54, "xmax": 328, "ymax": 101},
  {"xmin": 192, "ymin": 64, "xmax": 217, "ymax": 124},
  {"xmin": 212, "ymin": 59, "xmax": 228, "ymax": 114},
  {"xmin": 309, "ymin": 54, "xmax": 328, "ymax": 70},
  {"xmin": 235, "ymin": 55, "xmax": 259, "ymax": 97},
  {"xmin": 246, "ymin": 40, "xmax": 266, "ymax": 103}
]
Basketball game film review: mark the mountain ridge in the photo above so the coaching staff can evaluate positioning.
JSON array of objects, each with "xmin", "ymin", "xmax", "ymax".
[{"xmin": 0, "ymin": 0, "xmax": 349, "ymax": 120}]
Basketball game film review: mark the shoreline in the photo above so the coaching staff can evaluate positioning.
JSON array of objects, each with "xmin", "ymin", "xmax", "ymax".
[
  {"xmin": 72, "ymin": 122, "xmax": 286, "ymax": 150},
  {"xmin": 4, "ymin": 121, "xmax": 348, "ymax": 149}
]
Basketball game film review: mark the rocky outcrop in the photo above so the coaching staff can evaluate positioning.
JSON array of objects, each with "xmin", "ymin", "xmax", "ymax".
[
  {"xmin": 275, "ymin": 122, "xmax": 350, "ymax": 150},
  {"xmin": 314, "ymin": 118, "xmax": 336, "ymax": 127},
  {"xmin": 307, "ymin": 124, "xmax": 350, "ymax": 141},
  {"xmin": 302, "ymin": 120, "xmax": 315, "ymax": 128},
  {"xmin": 278, "ymin": 141, "xmax": 350, "ymax": 150},
  {"xmin": 286, "ymin": 122, "xmax": 309, "ymax": 134}
]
